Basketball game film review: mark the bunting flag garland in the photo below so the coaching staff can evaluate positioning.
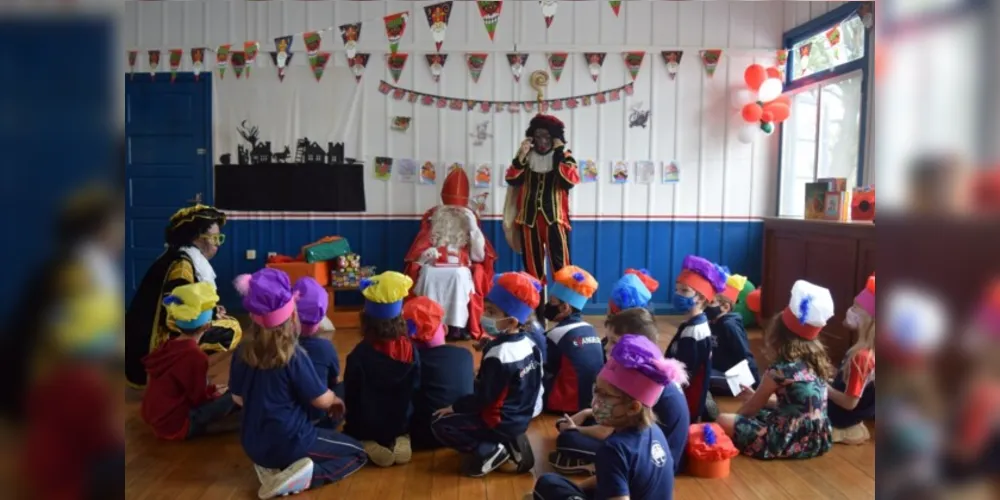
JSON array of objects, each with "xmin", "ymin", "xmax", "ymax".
[
  {"xmin": 700, "ymin": 49, "xmax": 722, "ymax": 77},
  {"xmin": 309, "ymin": 52, "xmax": 331, "ymax": 81},
  {"xmin": 507, "ymin": 53, "xmax": 528, "ymax": 82},
  {"xmin": 147, "ymin": 50, "xmax": 160, "ymax": 80},
  {"xmin": 387, "ymin": 53, "xmax": 409, "ymax": 83},
  {"xmin": 425, "ymin": 53, "xmax": 447, "ymax": 82},
  {"xmin": 243, "ymin": 41, "xmax": 260, "ymax": 77},
  {"xmin": 216, "ymin": 44, "xmax": 231, "ymax": 79},
  {"xmin": 477, "ymin": 1, "xmax": 503, "ymax": 41},
  {"xmin": 384, "ymin": 12, "xmax": 409, "ymax": 55},
  {"xmin": 798, "ymin": 44, "xmax": 811, "ymax": 76},
  {"xmin": 548, "ymin": 52, "xmax": 568, "ymax": 82},
  {"xmin": 349, "ymin": 53, "xmax": 370, "ymax": 82},
  {"xmin": 127, "ymin": 50, "xmax": 137, "ymax": 80},
  {"xmin": 231, "ymin": 51, "xmax": 246, "ymax": 79},
  {"xmin": 272, "ymin": 36, "xmax": 293, "ymax": 81},
  {"xmin": 609, "ymin": 0, "xmax": 622, "ymax": 17},
  {"xmin": 540, "ymin": 0, "xmax": 558, "ymax": 28},
  {"xmin": 466, "ymin": 53, "xmax": 488, "ymax": 83},
  {"xmin": 776, "ymin": 49, "xmax": 788, "ymax": 79},
  {"xmin": 339, "ymin": 23, "xmax": 361, "ymax": 59},
  {"xmin": 191, "ymin": 48, "xmax": 205, "ymax": 81},
  {"xmin": 168, "ymin": 49, "xmax": 183, "ymax": 83},
  {"xmin": 661, "ymin": 50, "xmax": 683, "ymax": 80},
  {"xmin": 378, "ymin": 79, "xmax": 634, "ymax": 114},
  {"xmin": 583, "ymin": 52, "xmax": 606, "ymax": 82},
  {"xmin": 623, "ymin": 51, "xmax": 645, "ymax": 81},
  {"xmin": 303, "ymin": 31, "xmax": 321, "ymax": 57},
  {"xmin": 826, "ymin": 25, "xmax": 841, "ymax": 59},
  {"xmin": 424, "ymin": 2, "xmax": 453, "ymax": 52}
]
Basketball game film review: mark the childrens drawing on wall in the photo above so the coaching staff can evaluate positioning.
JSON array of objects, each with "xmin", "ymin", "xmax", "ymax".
[
  {"xmin": 419, "ymin": 161, "xmax": 437, "ymax": 185},
  {"xmin": 635, "ymin": 160, "xmax": 656, "ymax": 184},
  {"xmin": 396, "ymin": 158, "xmax": 418, "ymax": 183},
  {"xmin": 474, "ymin": 163, "xmax": 492, "ymax": 188},
  {"xmin": 579, "ymin": 159, "xmax": 599, "ymax": 183},
  {"xmin": 470, "ymin": 120, "xmax": 492, "ymax": 146},
  {"xmin": 663, "ymin": 160, "xmax": 680, "ymax": 183},
  {"xmin": 611, "ymin": 161, "xmax": 630, "ymax": 184}
]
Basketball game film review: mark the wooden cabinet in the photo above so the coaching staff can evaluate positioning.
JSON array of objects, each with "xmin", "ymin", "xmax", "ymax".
[{"xmin": 760, "ymin": 218, "xmax": 875, "ymax": 366}]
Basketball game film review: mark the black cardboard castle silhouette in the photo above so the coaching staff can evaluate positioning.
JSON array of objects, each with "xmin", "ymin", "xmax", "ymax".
[{"xmin": 218, "ymin": 120, "xmax": 350, "ymax": 166}]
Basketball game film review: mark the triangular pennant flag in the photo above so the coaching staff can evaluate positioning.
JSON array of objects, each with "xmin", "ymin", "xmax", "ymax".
[
  {"xmin": 609, "ymin": 0, "xmax": 622, "ymax": 17},
  {"xmin": 700, "ymin": 49, "xmax": 722, "ymax": 78},
  {"xmin": 583, "ymin": 52, "xmax": 606, "ymax": 82},
  {"xmin": 243, "ymin": 41, "xmax": 260, "ymax": 78},
  {"xmin": 168, "ymin": 49, "xmax": 182, "ymax": 83},
  {"xmin": 424, "ymin": 1, "xmax": 454, "ymax": 52},
  {"xmin": 387, "ymin": 53, "xmax": 409, "ymax": 83},
  {"xmin": 147, "ymin": 50, "xmax": 160, "ymax": 80},
  {"xmin": 477, "ymin": 1, "xmax": 503, "ymax": 41},
  {"xmin": 230, "ymin": 51, "xmax": 246, "ymax": 79},
  {"xmin": 302, "ymin": 31, "xmax": 321, "ymax": 57},
  {"xmin": 425, "ymin": 54, "xmax": 448, "ymax": 83},
  {"xmin": 339, "ymin": 23, "xmax": 361, "ymax": 59},
  {"xmin": 216, "ymin": 44, "xmax": 231, "ymax": 79},
  {"xmin": 798, "ymin": 44, "xmax": 812, "ymax": 76},
  {"xmin": 466, "ymin": 53, "xmax": 488, "ymax": 83},
  {"xmin": 547, "ymin": 52, "xmax": 568, "ymax": 82},
  {"xmin": 349, "ymin": 53, "xmax": 370, "ymax": 83},
  {"xmin": 191, "ymin": 48, "xmax": 205, "ymax": 81},
  {"xmin": 507, "ymin": 53, "xmax": 528, "ymax": 82},
  {"xmin": 661, "ymin": 51, "xmax": 683, "ymax": 80},
  {"xmin": 777, "ymin": 49, "xmax": 789, "ymax": 79},
  {"xmin": 384, "ymin": 12, "xmax": 409, "ymax": 55},
  {"xmin": 309, "ymin": 52, "xmax": 331, "ymax": 81},
  {"xmin": 127, "ymin": 50, "xmax": 137, "ymax": 80},
  {"xmin": 269, "ymin": 51, "xmax": 294, "ymax": 81},
  {"xmin": 540, "ymin": 0, "xmax": 558, "ymax": 28},
  {"xmin": 623, "ymin": 51, "xmax": 645, "ymax": 81}
]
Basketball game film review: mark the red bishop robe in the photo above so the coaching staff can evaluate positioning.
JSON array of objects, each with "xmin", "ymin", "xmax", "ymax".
[{"xmin": 403, "ymin": 206, "xmax": 497, "ymax": 339}]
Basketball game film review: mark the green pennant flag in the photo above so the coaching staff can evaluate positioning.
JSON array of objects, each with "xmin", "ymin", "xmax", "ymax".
[
  {"xmin": 609, "ymin": 1, "xmax": 622, "ymax": 17},
  {"xmin": 216, "ymin": 44, "xmax": 230, "ymax": 79},
  {"xmin": 387, "ymin": 53, "xmax": 409, "ymax": 83},
  {"xmin": 384, "ymin": 12, "xmax": 409, "ymax": 55},
  {"xmin": 547, "ymin": 52, "xmax": 568, "ymax": 82},
  {"xmin": 623, "ymin": 51, "xmax": 645, "ymax": 81},
  {"xmin": 310, "ymin": 52, "xmax": 331, "ymax": 81},
  {"xmin": 477, "ymin": 1, "xmax": 503, "ymax": 41}
]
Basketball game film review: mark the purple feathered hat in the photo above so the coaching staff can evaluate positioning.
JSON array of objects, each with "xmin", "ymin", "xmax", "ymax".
[
  {"xmin": 233, "ymin": 268, "xmax": 299, "ymax": 328},
  {"xmin": 677, "ymin": 255, "xmax": 727, "ymax": 302},
  {"xmin": 599, "ymin": 334, "xmax": 689, "ymax": 407},
  {"xmin": 292, "ymin": 277, "xmax": 329, "ymax": 335}
]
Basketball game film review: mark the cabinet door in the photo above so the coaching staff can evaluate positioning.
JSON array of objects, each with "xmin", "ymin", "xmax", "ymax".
[{"xmin": 803, "ymin": 236, "xmax": 859, "ymax": 365}]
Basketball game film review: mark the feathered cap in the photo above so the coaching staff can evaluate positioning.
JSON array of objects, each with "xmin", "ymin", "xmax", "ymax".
[
  {"xmin": 599, "ymin": 334, "xmax": 687, "ymax": 407},
  {"xmin": 677, "ymin": 255, "xmax": 727, "ymax": 302},
  {"xmin": 713, "ymin": 264, "xmax": 748, "ymax": 303},
  {"xmin": 625, "ymin": 268, "xmax": 659, "ymax": 294},
  {"xmin": 163, "ymin": 282, "xmax": 219, "ymax": 330},
  {"xmin": 525, "ymin": 113, "xmax": 566, "ymax": 143},
  {"xmin": 780, "ymin": 280, "xmax": 835, "ymax": 341},
  {"xmin": 360, "ymin": 271, "xmax": 413, "ymax": 320},
  {"xmin": 292, "ymin": 277, "xmax": 329, "ymax": 335},
  {"xmin": 486, "ymin": 272, "xmax": 542, "ymax": 324},
  {"xmin": 403, "ymin": 296, "xmax": 446, "ymax": 347},
  {"xmin": 686, "ymin": 423, "xmax": 739, "ymax": 478},
  {"xmin": 882, "ymin": 285, "xmax": 947, "ymax": 363},
  {"xmin": 165, "ymin": 204, "xmax": 226, "ymax": 247},
  {"xmin": 441, "ymin": 166, "xmax": 470, "ymax": 207},
  {"xmin": 855, "ymin": 275, "xmax": 875, "ymax": 318},
  {"xmin": 608, "ymin": 273, "xmax": 653, "ymax": 315},
  {"xmin": 550, "ymin": 265, "xmax": 599, "ymax": 311},
  {"xmin": 234, "ymin": 268, "xmax": 298, "ymax": 328}
]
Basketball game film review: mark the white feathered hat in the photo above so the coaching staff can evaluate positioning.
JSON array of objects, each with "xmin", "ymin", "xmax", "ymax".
[{"xmin": 780, "ymin": 280, "xmax": 835, "ymax": 341}]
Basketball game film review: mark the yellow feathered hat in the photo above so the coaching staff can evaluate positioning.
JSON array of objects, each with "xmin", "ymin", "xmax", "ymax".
[
  {"xmin": 360, "ymin": 271, "xmax": 413, "ymax": 319},
  {"xmin": 163, "ymin": 282, "xmax": 219, "ymax": 330}
]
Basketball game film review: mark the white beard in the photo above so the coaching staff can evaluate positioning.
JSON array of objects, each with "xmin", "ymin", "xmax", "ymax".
[
  {"xmin": 528, "ymin": 150, "xmax": 555, "ymax": 174},
  {"xmin": 430, "ymin": 206, "xmax": 471, "ymax": 248}
]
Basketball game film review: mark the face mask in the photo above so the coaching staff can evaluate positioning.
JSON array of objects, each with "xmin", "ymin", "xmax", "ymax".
[
  {"xmin": 673, "ymin": 293, "xmax": 697, "ymax": 313},
  {"xmin": 543, "ymin": 303, "xmax": 564, "ymax": 322},
  {"xmin": 481, "ymin": 316, "xmax": 501, "ymax": 336},
  {"xmin": 844, "ymin": 308, "xmax": 861, "ymax": 330},
  {"xmin": 591, "ymin": 396, "xmax": 617, "ymax": 425},
  {"xmin": 704, "ymin": 305, "xmax": 723, "ymax": 321}
]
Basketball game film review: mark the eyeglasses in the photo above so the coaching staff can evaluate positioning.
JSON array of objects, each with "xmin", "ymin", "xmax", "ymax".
[{"xmin": 203, "ymin": 233, "xmax": 226, "ymax": 246}]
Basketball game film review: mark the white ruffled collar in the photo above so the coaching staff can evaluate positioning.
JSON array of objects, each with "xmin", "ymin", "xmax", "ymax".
[{"xmin": 180, "ymin": 246, "xmax": 217, "ymax": 289}]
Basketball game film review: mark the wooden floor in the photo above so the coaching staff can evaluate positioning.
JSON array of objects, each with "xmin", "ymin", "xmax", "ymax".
[{"xmin": 125, "ymin": 316, "xmax": 875, "ymax": 499}]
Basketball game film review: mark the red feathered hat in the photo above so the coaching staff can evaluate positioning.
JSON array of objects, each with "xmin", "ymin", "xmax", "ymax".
[
  {"xmin": 526, "ymin": 114, "xmax": 566, "ymax": 142},
  {"xmin": 625, "ymin": 268, "xmax": 659, "ymax": 294},
  {"xmin": 441, "ymin": 166, "xmax": 470, "ymax": 207}
]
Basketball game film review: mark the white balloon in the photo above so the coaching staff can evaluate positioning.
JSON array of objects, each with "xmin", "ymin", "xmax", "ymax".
[
  {"xmin": 737, "ymin": 124, "xmax": 756, "ymax": 144},
  {"xmin": 731, "ymin": 89, "xmax": 754, "ymax": 109},
  {"xmin": 758, "ymin": 78, "xmax": 784, "ymax": 102}
]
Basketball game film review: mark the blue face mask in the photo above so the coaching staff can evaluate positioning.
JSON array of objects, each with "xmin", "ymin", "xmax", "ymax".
[
  {"xmin": 481, "ymin": 316, "xmax": 502, "ymax": 336},
  {"xmin": 673, "ymin": 292, "xmax": 697, "ymax": 313}
]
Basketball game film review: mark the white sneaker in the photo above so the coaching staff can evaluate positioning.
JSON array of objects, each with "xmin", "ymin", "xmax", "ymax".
[
  {"xmin": 254, "ymin": 464, "xmax": 278, "ymax": 484},
  {"xmin": 257, "ymin": 457, "xmax": 314, "ymax": 499}
]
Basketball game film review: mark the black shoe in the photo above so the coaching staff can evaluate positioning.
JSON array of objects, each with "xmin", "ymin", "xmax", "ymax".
[
  {"xmin": 548, "ymin": 451, "xmax": 596, "ymax": 476},
  {"xmin": 462, "ymin": 444, "xmax": 511, "ymax": 478},
  {"xmin": 508, "ymin": 434, "xmax": 535, "ymax": 474}
]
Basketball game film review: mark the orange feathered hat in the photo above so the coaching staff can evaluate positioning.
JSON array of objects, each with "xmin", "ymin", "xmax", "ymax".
[
  {"xmin": 441, "ymin": 166, "xmax": 470, "ymax": 207},
  {"xmin": 625, "ymin": 268, "xmax": 659, "ymax": 294}
]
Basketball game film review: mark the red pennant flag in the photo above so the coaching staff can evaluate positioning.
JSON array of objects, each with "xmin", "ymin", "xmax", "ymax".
[
  {"xmin": 349, "ymin": 53, "xmax": 370, "ymax": 83},
  {"xmin": 303, "ymin": 31, "xmax": 321, "ymax": 57},
  {"xmin": 425, "ymin": 54, "xmax": 448, "ymax": 83},
  {"xmin": 540, "ymin": 0, "xmax": 558, "ymax": 28},
  {"xmin": 191, "ymin": 48, "xmax": 206, "ymax": 81},
  {"xmin": 479, "ymin": 101, "xmax": 491, "ymax": 113},
  {"xmin": 700, "ymin": 49, "xmax": 722, "ymax": 78},
  {"xmin": 378, "ymin": 81, "xmax": 392, "ymax": 94},
  {"xmin": 309, "ymin": 52, "xmax": 330, "ymax": 82},
  {"xmin": 477, "ymin": 1, "xmax": 503, "ymax": 41},
  {"xmin": 777, "ymin": 49, "xmax": 789, "ymax": 79},
  {"xmin": 243, "ymin": 41, "xmax": 260, "ymax": 78},
  {"xmin": 466, "ymin": 53, "xmax": 488, "ymax": 83},
  {"xmin": 437, "ymin": 97, "xmax": 448, "ymax": 109},
  {"xmin": 449, "ymin": 99, "xmax": 464, "ymax": 111},
  {"xmin": 547, "ymin": 52, "xmax": 568, "ymax": 82},
  {"xmin": 384, "ymin": 12, "xmax": 409, "ymax": 55},
  {"xmin": 609, "ymin": 0, "xmax": 622, "ymax": 17},
  {"xmin": 625, "ymin": 83, "xmax": 635, "ymax": 96},
  {"xmin": 339, "ymin": 24, "xmax": 361, "ymax": 59},
  {"xmin": 661, "ymin": 51, "xmax": 683, "ymax": 80},
  {"xmin": 393, "ymin": 88, "xmax": 406, "ymax": 101},
  {"xmin": 424, "ymin": 1, "xmax": 454, "ymax": 52},
  {"xmin": 230, "ymin": 51, "xmax": 246, "ymax": 79},
  {"xmin": 127, "ymin": 50, "xmax": 137, "ymax": 80},
  {"xmin": 623, "ymin": 51, "xmax": 645, "ymax": 81},
  {"xmin": 387, "ymin": 53, "xmax": 409, "ymax": 83},
  {"xmin": 147, "ymin": 50, "xmax": 160, "ymax": 80},
  {"xmin": 168, "ymin": 49, "xmax": 182, "ymax": 83},
  {"xmin": 507, "ymin": 53, "xmax": 528, "ymax": 82},
  {"xmin": 422, "ymin": 95, "xmax": 435, "ymax": 106},
  {"xmin": 583, "ymin": 52, "xmax": 606, "ymax": 82},
  {"xmin": 216, "ymin": 44, "xmax": 230, "ymax": 79}
]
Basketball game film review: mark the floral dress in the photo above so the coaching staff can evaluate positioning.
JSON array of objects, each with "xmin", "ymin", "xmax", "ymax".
[{"xmin": 733, "ymin": 360, "xmax": 833, "ymax": 459}]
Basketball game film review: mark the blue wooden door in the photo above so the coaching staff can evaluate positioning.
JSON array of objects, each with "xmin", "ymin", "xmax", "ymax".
[{"xmin": 124, "ymin": 73, "xmax": 212, "ymax": 306}]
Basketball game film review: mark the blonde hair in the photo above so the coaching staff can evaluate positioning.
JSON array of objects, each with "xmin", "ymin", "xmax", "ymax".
[
  {"xmin": 240, "ymin": 315, "xmax": 300, "ymax": 369},
  {"xmin": 605, "ymin": 381, "xmax": 659, "ymax": 430},
  {"xmin": 841, "ymin": 305, "xmax": 875, "ymax": 385},
  {"xmin": 763, "ymin": 312, "xmax": 835, "ymax": 380},
  {"xmin": 605, "ymin": 308, "xmax": 659, "ymax": 343}
]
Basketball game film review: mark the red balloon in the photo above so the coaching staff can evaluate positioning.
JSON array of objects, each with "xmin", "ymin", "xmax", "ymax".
[
  {"xmin": 764, "ymin": 103, "xmax": 791, "ymax": 123},
  {"xmin": 744, "ymin": 64, "xmax": 767, "ymax": 91},
  {"xmin": 765, "ymin": 67, "xmax": 782, "ymax": 79},
  {"xmin": 741, "ymin": 103, "xmax": 763, "ymax": 123},
  {"xmin": 761, "ymin": 111, "xmax": 775, "ymax": 123},
  {"xmin": 771, "ymin": 94, "xmax": 792, "ymax": 107}
]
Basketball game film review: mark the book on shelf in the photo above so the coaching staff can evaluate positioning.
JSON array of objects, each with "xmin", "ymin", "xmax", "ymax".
[{"xmin": 804, "ymin": 181, "xmax": 829, "ymax": 220}]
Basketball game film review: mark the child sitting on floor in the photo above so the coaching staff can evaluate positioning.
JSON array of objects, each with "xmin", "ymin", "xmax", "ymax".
[
  {"xmin": 550, "ymin": 309, "xmax": 689, "ymax": 475},
  {"xmin": 707, "ymin": 269, "xmax": 761, "ymax": 392},
  {"xmin": 344, "ymin": 271, "xmax": 421, "ymax": 467},
  {"xmin": 604, "ymin": 271, "xmax": 658, "ymax": 359},
  {"xmin": 141, "ymin": 282, "xmax": 240, "ymax": 440},
  {"xmin": 431, "ymin": 272, "xmax": 542, "ymax": 477},
  {"xmin": 717, "ymin": 280, "xmax": 835, "ymax": 460},
  {"xmin": 666, "ymin": 255, "xmax": 727, "ymax": 423},
  {"xmin": 533, "ymin": 335, "xmax": 677, "ymax": 500},
  {"xmin": 404, "ymin": 296, "xmax": 474, "ymax": 450},
  {"xmin": 828, "ymin": 275, "xmax": 876, "ymax": 445},
  {"xmin": 230, "ymin": 269, "xmax": 366, "ymax": 499},
  {"xmin": 292, "ymin": 278, "xmax": 344, "ymax": 428},
  {"xmin": 543, "ymin": 265, "xmax": 603, "ymax": 415}
]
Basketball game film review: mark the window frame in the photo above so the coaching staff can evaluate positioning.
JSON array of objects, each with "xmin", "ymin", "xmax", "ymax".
[{"xmin": 776, "ymin": 2, "xmax": 872, "ymax": 217}]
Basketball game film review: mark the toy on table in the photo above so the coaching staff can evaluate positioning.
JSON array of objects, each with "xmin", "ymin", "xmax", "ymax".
[
  {"xmin": 686, "ymin": 423, "xmax": 739, "ymax": 479},
  {"xmin": 330, "ymin": 252, "xmax": 374, "ymax": 288}
]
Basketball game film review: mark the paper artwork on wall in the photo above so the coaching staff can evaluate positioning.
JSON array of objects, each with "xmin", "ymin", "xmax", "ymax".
[
  {"xmin": 547, "ymin": 52, "xmax": 568, "ymax": 82},
  {"xmin": 579, "ymin": 159, "xmax": 599, "ymax": 183},
  {"xmin": 374, "ymin": 157, "xmax": 393, "ymax": 181},
  {"xmin": 309, "ymin": 52, "xmax": 331, "ymax": 82},
  {"xmin": 340, "ymin": 23, "xmax": 362, "ymax": 59},
  {"xmin": 663, "ymin": 161, "xmax": 680, "ymax": 183},
  {"xmin": 661, "ymin": 51, "xmax": 683, "ymax": 80},
  {"xmin": 700, "ymin": 50, "xmax": 722, "ymax": 78},
  {"xmin": 611, "ymin": 161, "xmax": 630, "ymax": 184},
  {"xmin": 273, "ymin": 35, "xmax": 293, "ymax": 73},
  {"xmin": 420, "ymin": 161, "xmax": 438, "ymax": 185},
  {"xmin": 470, "ymin": 120, "xmax": 492, "ymax": 146},
  {"xmin": 391, "ymin": 116, "xmax": 411, "ymax": 132},
  {"xmin": 387, "ymin": 53, "xmax": 409, "ymax": 83},
  {"xmin": 583, "ymin": 52, "xmax": 606, "ymax": 82},
  {"xmin": 302, "ymin": 31, "xmax": 322, "ymax": 57},
  {"xmin": 424, "ymin": 1, "xmax": 454, "ymax": 52},
  {"xmin": 466, "ymin": 53, "xmax": 489, "ymax": 83},
  {"xmin": 623, "ymin": 51, "xmax": 645, "ymax": 81},
  {"xmin": 426, "ymin": 53, "xmax": 448, "ymax": 82},
  {"xmin": 383, "ymin": 11, "xmax": 409, "ymax": 55},
  {"xmin": 474, "ymin": 163, "xmax": 492, "ymax": 188},
  {"xmin": 396, "ymin": 158, "xmax": 419, "ymax": 183},
  {"xmin": 477, "ymin": 1, "xmax": 503, "ymax": 41},
  {"xmin": 628, "ymin": 102, "xmax": 651, "ymax": 128},
  {"xmin": 634, "ymin": 161, "xmax": 656, "ymax": 184}
]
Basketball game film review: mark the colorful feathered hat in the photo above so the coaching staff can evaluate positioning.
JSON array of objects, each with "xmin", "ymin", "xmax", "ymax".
[
  {"xmin": 781, "ymin": 280, "xmax": 835, "ymax": 341},
  {"xmin": 360, "ymin": 271, "xmax": 413, "ymax": 320},
  {"xmin": 713, "ymin": 263, "xmax": 748, "ymax": 304},
  {"xmin": 403, "ymin": 296, "xmax": 446, "ymax": 347},
  {"xmin": 441, "ymin": 166, "xmax": 470, "ymax": 207},
  {"xmin": 686, "ymin": 423, "xmax": 739, "ymax": 479},
  {"xmin": 234, "ymin": 268, "xmax": 298, "ymax": 328},
  {"xmin": 292, "ymin": 277, "xmax": 329, "ymax": 335},
  {"xmin": 677, "ymin": 255, "xmax": 727, "ymax": 302},
  {"xmin": 486, "ymin": 272, "xmax": 542, "ymax": 324},
  {"xmin": 550, "ymin": 266, "xmax": 599, "ymax": 311},
  {"xmin": 625, "ymin": 268, "xmax": 659, "ymax": 294},
  {"xmin": 163, "ymin": 282, "xmax": 219, "ymax": 330},
  {"xmin": 855, "ymin": 275, "xmax": 875, "ymax": 318},
  {"xmin": 599, "ymin": 335, "xmax": 686, "ymax": 407},
  {"xmin": 608, "ymin": 274, "xmax": 653, "ymax": 314},
  {"xmin": 882, "ymin": 285, "xmax": 947, "ymax": 363}
]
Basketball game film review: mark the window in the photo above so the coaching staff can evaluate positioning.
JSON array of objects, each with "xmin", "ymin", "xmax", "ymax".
[{"xmin": 777, "ymin": 4, "xmax": 871, "ymax": 218}]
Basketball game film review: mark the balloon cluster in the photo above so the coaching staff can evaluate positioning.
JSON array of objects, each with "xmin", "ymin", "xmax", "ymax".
[{"xmin": 734, "ymin": 64, "xmax": 791, "ymax": 144}]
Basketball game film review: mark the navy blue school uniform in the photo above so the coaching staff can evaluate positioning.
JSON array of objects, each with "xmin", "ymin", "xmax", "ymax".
[
  {"xmin": 298, "ymin": 336, "xmax": 344, "ymax": 424},
  {"xmin": 431, "ymin": 332, "xmax": 541, "ymax": 461},
  {"xmin": 543, "ymin": 314, "xmax": 604, "ymax": 414},
  {"xmin": 709, "ymin": 312, "xmax": 761, "ymax": 390},
  {"xmin": 536, "ymin": 425, "xmax": 674, "ymax": 500},
  {"xmin": 666, "ymin": 313, "xmax": 713, "ymax": 422},
  {"xmin": 525, "ymin": 319, "xmax": 548, "ymax": 362},
  {"xmin": 343, "ymin": 340, "xmax": 420, "ymax": 448},
  {"xmin": 411, "ymin": 344, "xmax": 475, "ymax": 450},
  {"xmin": 228, "ymin": 346, "xmax": 367, "ymax": 487}
]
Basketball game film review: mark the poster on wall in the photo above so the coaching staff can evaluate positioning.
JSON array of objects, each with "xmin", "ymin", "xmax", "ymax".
[
  {"xmin": 579, "ymin": 159, "xmax": 599, "ymax": 183},
  {"xmin": 663, "ymin": 161, "xmax": 680, "ymax": 183},
  {"xmin": 611, "ymin": 161, "xmax": 630, "ymax": 184},
  {"xmin": 474, "ymin": 163, "xmax": 492, "ymax": 188},
  {"xmin": 374, "ymin": 156, "xmax": 393, "ymax": 181},
  {"xmin": 634, "ymin": 161, "xmax": 656, "ymax": 184},
  {"xmin": 420, "ymin": 161, "xmax": 438, "ymax": 184},
  {"xmin": 396, "ymin": 158, "xmax": 419, "ymax": 183}
]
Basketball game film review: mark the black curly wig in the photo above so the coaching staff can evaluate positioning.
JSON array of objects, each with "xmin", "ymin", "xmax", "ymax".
[
  {"xmin": 164, "ymin": 205, "xmax": 226, "ymax": 248},
  {"xmin": 525, "ymin": 114, "xmax": 566, "ymax": 143}
]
